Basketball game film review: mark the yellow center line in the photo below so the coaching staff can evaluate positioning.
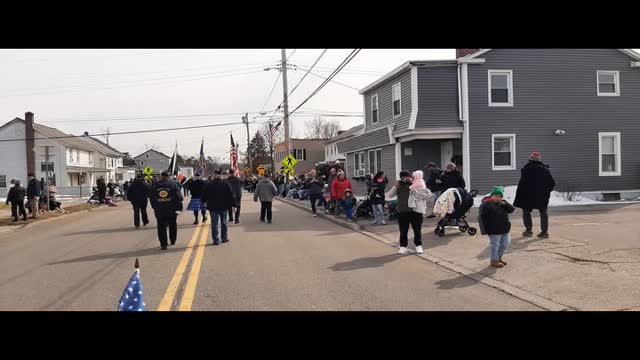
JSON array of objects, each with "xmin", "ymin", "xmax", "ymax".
[
  {"xmin": 178, "ymin": 224, "xmax": 210, "ymax": 311},
  {"xmin": 156, "ymin": 222, "xmax": 203, "ymax": 311}
]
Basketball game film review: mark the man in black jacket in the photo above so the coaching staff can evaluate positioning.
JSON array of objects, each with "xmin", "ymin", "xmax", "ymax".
[
  {"xmin": 127, "ymin": 174, "xmax": 150, "ymax": 229},
  {"xmin": 513, "ymin": 152, "xmax": 555, "ymax": 239},
  {"xmin": 227, "ymin": 173, "xmax": 243, "ymax": 224},
  {"xmin": 478, "ymin": 186, "xmax": 515, "ymax": 268},
  {"xmin": 424, "ymin": 162, "xmax": 443, "ymax": 218},
  {"xmin": 440, "ymin": 163, "xmax": 466, "ymax": 191},
  {"xmin": 201, "ymin": 170, "xmax": 234, "ymax": 245},
  {"xmin": 96, "ymin": 176, "xmax": 107, "ymax": 204},
  {"xmin": 6, "ymin": 180, "xmax": 27, "ymax": 222},
  {"xmin": 26, "ymin": 174, "xmax": 41, "ymax": 219},
  {"xmin": 149, "ymin": 171, "xmax": 183, "ymax": 250},
  {"xmin": 186, "ymin": 173, "xmax": 207, "ymax": 224},
  {"xmin": 306, "ymin": 169, "xmax": 325, "ymax": 217}
]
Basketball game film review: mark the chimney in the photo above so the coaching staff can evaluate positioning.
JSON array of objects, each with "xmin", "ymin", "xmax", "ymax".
[
  {"xmin": 25, "ymin": 112, "xmax": 36, "ymax": 176},
  {"xmin": 456, "ymin": 49, "xmax": 480, "ymax": 59}
]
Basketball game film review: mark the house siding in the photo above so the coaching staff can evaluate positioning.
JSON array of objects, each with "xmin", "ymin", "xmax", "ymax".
[
  {"xmin": 415, "ymin": 65, "xmax": 460, "ymax": 128},
  {"xmin": 336, "ymin": 127, "xmax": 391, "ymax": 154},
  {"xmin": 468, "ymin": 48, "xmax": 640, "ymax": 193},
  {"xmin": 363, "ymin": 70, "xmax": 412, "ymax": 132},
  {"xmin": 345, "ymin": 145, "xmax": 396, "ymax": 197}
]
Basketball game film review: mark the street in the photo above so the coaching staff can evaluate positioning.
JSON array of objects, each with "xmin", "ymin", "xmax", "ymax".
[{"xmin": 0, "ymin": 197, "xmax": 540, "ymax": 311}]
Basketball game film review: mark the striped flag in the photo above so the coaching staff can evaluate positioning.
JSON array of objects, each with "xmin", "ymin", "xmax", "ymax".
[
  {"xmin": 230, "ymin": 134, "xmax": 240, "ymax": 177},
  {"xmin": 269, "ymin": 121, "xmax": 281, "ymax": 142}
]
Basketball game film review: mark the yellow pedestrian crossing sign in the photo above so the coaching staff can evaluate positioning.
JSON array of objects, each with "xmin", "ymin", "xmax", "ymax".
[
  {"xmin": 143, "ymin": 166, "xmax": 154, "ymax": 180},
  {"xmin": 283, "ymin": 167, "xmax": 294, "ymax": 175},
  {"xmin": 282, "ymin": 154, "xmax": 297, "ymax": 169}
]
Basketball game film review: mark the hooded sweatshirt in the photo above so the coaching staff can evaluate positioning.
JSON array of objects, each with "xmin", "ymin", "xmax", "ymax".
[
  {"xmin": 331, "ymin": 173, "xmax": 352, "ymax": 200},
  {"xmin": 254, "ymin": 177, "xmax": 278, "ymax": 202}
]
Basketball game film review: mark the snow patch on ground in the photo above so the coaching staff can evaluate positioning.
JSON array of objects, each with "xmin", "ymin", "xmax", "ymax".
[{"xmin": 472, "ymin": 185, "xmax": 621, "ymax": 208}]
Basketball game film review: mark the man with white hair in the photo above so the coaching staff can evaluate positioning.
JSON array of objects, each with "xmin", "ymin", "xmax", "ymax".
[{"xmin": 439, "ymin": 162, "xmax": 466, "ymax": 191}]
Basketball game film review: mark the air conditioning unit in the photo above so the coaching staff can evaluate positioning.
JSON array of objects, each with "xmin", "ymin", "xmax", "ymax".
[{"xmin": 357, "ymin": 169, "xmax": 365, "ymax": 177}]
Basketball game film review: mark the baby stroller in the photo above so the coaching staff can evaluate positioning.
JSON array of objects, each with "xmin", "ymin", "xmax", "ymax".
[
  {"xmin": 353, "ymin": 195, "xmax": 374, "ymax": 220},
  {"xmin": 434, "ymin": 188, "xmax": 478, "ymax": 237}
]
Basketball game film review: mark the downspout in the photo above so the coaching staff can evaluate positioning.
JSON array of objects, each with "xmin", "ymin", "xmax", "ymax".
[{"xmin": 460, "ymin": 63, "xmax": 471, "ymax": 191}]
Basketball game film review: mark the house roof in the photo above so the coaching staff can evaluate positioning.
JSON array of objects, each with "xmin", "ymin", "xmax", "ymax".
[
  {"xmin": 358, "ymin": 60, "xmax": 458, "ymax": 95},
  {"xmin": 459, "ymin": 48, "xmax": 640, "ymax": 62},
  {"xmin": 33, "ymin": 122, "xmax": 98, "ymax": 152},
  {"xmin": 325, "ymin": 124, "xmax": 364, "ymax": 144},
  {"xmin": 133, "ymin": 149, "xmax": 171, "ymax": 160},
  {"xmin": 79, "ymin": 136, "xmax": 125, "ymax": 157}
]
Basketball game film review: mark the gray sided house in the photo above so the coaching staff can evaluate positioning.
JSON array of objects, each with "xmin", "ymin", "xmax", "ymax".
[
  {"xmin": 133, "ymin": 149, "xmax": 171, "ymax": 175},
  {"xmin": 338, "ymin": 49, "xmax": 640, "ymax": 199}
]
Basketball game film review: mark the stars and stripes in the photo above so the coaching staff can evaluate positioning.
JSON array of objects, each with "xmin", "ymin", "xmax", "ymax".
[
  {"xmin": 269, "ymin": 121, "xmax": 281, "ymax": 142},
  {"xmin": 230, "ymin": 134, "xmax": 241, "ymax": 177},
  {"xmin": 117, "ymin": 270, "xmax": 146, "ymax": 312}
]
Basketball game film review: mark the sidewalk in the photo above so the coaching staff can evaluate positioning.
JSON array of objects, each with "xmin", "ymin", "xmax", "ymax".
[{"xmin": 279, "ymin": 196, "xmax": 640, "ymax": 311}]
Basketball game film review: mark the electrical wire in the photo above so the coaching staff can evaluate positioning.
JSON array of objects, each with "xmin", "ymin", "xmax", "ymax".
[
  {"xmin": 286, "ymin": 49, "xmax": 328, "ymax": 98},
  {"xmin": 296, "ymin": 67, "xmax": 360, "ymax": 91}
]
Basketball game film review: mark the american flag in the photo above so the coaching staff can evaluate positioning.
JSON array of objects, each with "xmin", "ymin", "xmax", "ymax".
[
  {"xmin": 117, "ymin": 269, "xmax": 146, "ymax": 312},
  {"xmin": 230, "ymin": 134, "xmax": 241, "ymax": 177},
  {"xmin": 197, "ymin": 138, "xmax": 206, "ymax": 174},
  {"xmin": 269, "ymin": 121, "xmax": 281, "ymax": 142}
]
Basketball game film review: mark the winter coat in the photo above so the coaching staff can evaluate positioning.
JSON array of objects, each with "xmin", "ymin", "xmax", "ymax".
[
  {"xmin": 254, "ymin": 178, "xmax": 278, "ymax": 203},
  {"xmin": 6, "ymin": 186, "xmax": 26, "ymax": 204},
  {"xmin": 201, "ymin": 178, "xmax": 234, "ymax": 211},
  {"xmin": 127, "ymin": 179, "xmax": 150, "ymax": 207},
  {"xmin": 227, "ymin": 175, "xmax": 243, "ymax": 206},
  {"xmin": 97, "ymin": 178, "xmax": 107, "ymax": 192},
  {"xmin": 478, "ymin": 197, "xmax": 516, "ymax": 235},
  {"xmin": 27, "ymin": 178, "xmax": 41, "ymax": 198},
  {"xmin": 370, "ymin": 177, "xmax": 388, "ymax": 205},
  {"xmin": 188, "ymin": 179, "xmax": 206, "ymax": 198},
  {"xmin": 342, "ymin": 196, "xmax": 355, "ymax": 209},
  {"xmin": 440, "ymin": 170, "xmax": 466, "ymax": 191},
  {"xmin": 513, "ymin": 161, "xmax": 556, "ymax": 210},
  {"xmin": 149, "ymin": 179, "xmax": 183, "ymax": 217},
  {"xmin": 122, "ymin": 181, "xmax": 130, "ymax": 192},
  {"xmin": 331, "ymin": 177, "xmax": 353, "ymax": 200},
  {"xmin": 426, "ymin": 168, "xmax": 443, "ymax": 192},
  {"xmin": 386, "ymin": 181, "xmax": 412, "ymax": 214},
  {"xmin": 408, "ymin": 188, "xmax": 431, "ymax": 215},
  {"xmin": 306, "ymin": 176, "xmax": 325, "ymax": 195}
]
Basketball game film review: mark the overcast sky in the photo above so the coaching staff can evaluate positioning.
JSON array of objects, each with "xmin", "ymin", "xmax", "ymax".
[{"xmin": 1, "ymin": 49, "xmax": 637, "ymax": 162}]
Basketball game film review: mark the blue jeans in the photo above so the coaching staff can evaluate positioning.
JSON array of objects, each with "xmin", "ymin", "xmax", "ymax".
[
  {"xmin": 345, "ymin": 207, "xmax": 353, "ymax": 220},
  {"xmin": 488, "ymin": 233, "xmax": 511, "ymax": 261},
  {"xmin": 210, "ymin": 209, "xmax": 228, "ymax": 243},
  {"xmin": 372, "ymin": 203, "xmax": 384, "ymax": 223}
]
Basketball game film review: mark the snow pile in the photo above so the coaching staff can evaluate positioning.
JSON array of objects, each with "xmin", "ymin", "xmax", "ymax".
[{"xmin": 473, "ymin": 185, "xmax": 602, "ymax": 208}]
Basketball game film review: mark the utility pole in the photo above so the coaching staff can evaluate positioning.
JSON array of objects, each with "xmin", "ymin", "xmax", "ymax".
[
  {"xmin": 42, "ymin": 145, "xmax": 54, "ymax": 212},
  {"xmin": 281, "ymin": 49, "xmax": 291, "ymax": 181},
  {"xmin": 242, "ymin": 113, "xmax": 252, "ymax": 172}
]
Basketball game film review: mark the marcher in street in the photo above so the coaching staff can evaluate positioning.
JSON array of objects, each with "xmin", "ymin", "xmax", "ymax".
[
  {"xmin": 331, "ymin": 170, "xmax": 352, "ymax": 217},
  {"xmin": 6, "ymin": 180, "xmax": 27, "ymax": 222},
  {"xmin": 127, "ymin": 174, "xmax": 150, "ymax": 229},
  {"xmin": 307, "ymin": 169, "xmax": 325, "ymax": 217},
  {"xmin": 122, "ymin": 180, "xmax": 130, "ymax": 201},
  {"xmin": 479, "ymin": 186, "xmax": 515, "ymax": 268},
  {"xmin": 254, "ymin": 174, "xmax": 278, "ymax": 224},
  {"xmin": 370, "ymin": 171, "xmax": 388, "ymax": 225},
  {"xmin": 183, "ymin": 177, "xmax": 192, "ymax": 197},
  {"xmin": 201, "ymin": 170, "xmax": 234, "ymax": 245},
  {"xmin": 97, "ymin": 176, "xmax": 107, "ymax": 204},
  {"xmin": 227, "ymin": 172, "xmax": 243, "ymax": 224},
  {"xmin": 424, "ymin": 162, "xmax": 443, "ymax": 218},
  {"xmin": 342, "ymin": 189, "xmax": 355, "ymax": 222},
  {"xmin": 513, "ymin": 152, "xmax": 556, "ymax": 239},
  {"xmin": 187, "ymin": 173, "xmax": 208, "ymax": 225},
  {"xmin": 149, "ymin": 171, "xmax": 183, "ymax": 250},
  {"xmin": 26, "ymin": 174, "xmax": 41, "ymax": 219},
  {"xmin": 439, "ymin": 163, "xmax": 466, "ymax": 191},
  {"xmin": 387, "ymin": 171, "xmax": 425, "ymax": 255}
]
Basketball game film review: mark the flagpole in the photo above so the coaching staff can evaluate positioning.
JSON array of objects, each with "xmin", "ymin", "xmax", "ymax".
[{"xmin": 134, "ymin": 258, "xmax": 140, "ymax": 275}]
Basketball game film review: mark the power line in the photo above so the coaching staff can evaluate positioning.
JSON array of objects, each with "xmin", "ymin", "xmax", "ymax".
[
  {"xmin": 287, "ymin": 49, "xmax": 328, "ymax": 98},
  {"xmin": 258, "ymin": 71, "xmax": 281, "ymax": 115},
  {"xmin": 297, "ymin": 67, "xmax": 360, "ymax": 91},
  {"xmin": 42, "ymin": 112, "xmax": 262, "ymax": 123},
  {"xmin": 286, "ymin": 49, "xmax": 297, "ymax": 61}
]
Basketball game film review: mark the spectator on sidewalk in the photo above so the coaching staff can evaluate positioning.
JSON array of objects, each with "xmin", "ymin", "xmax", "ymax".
[
  {"xmin": 227, "ymin": 172, "xmax": 243, "ymax": 224},
  {"xmin": 387, "ymin": 171, "xmax": 424, "ymax": 255},
  {"xmin": 370, "ymin": 171, "xmax": 388, "ymax": 225},
  {"xmin": 331, "ymin": 170, "xmax": 352, "ymax": 217},
  {"xmin": 127, "ymin": 174, "xmax": 150, "ymax": 229},
  {"xmin": 307, "ymin": 169, "xmax": 325, "ymax": 217},
  {"xmin": 408, "ymin": 170, "xmax": 431, "ymax": 216},
  {"xmin": 40, "ymin": 178, "xmax": 46, "ymax": 193},
  {"xmin": 513, "ymin": 151, "xmax": 556, "ymax": 239},
  {"xmin": 440, "ymin": 162, "xmax": 466, "ymax": 191},
  {"xmin": 97, "ymin": 176, "xmax": 107, "ymax": 204},
  {"xmin": 424, "ymin": 162, "xmax": 443, "ymax": 218},
  {"xmin": 26, "ymin": 174, "xmax": 41, "ymax": 219},
  {"xmin": 478, "ymin": 186, "xmax": 516, "ymax": 268},
  {"xmin": 201, "ymin": 170, "xmax": 234, "ymax": 245},
  {"xmin": 254, "ymin": 174, "xmax": 278, "ymax": 224},
  {"xmin": 6, "ymin": 180, "xmax": 27, "ymax": 222},
  {"xmin": 342, "ymin": 189, "xmax": 355, "ymax": 222}
]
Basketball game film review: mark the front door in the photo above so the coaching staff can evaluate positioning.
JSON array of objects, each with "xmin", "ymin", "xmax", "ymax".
[{"xmin": 441, "ymin": 141, "xmax": 453, "ymax": 168}]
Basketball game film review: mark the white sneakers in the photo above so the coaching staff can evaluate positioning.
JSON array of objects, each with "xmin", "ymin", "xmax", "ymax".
[
  {"xmin": 415, "ymin": 246, "xmax": 424, "ymax": 254},
  {"xmin": 398, "ymin": 247, "xmax": 407, "ymax": 254}
]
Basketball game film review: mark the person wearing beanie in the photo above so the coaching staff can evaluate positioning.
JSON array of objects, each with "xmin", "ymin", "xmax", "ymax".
[
  {"xmin": 478, "ymin": 186, "xmax": 515, "ymax": 268},
  {"xmin": 6, "ymin": 179, "xmax": 27, "ymax": 222},
  {"xmin": 386, "ymin": 170, "xmax": 425, "ymax": 255},
  {"xmin": 439, "ymin": 162, "xmax": 466, "ymax": 192},
  {"xmin": 149, "ymin": 170, "xmax": 183, "ymax": 250},
  {"xmin": 342, "ymin": 189, "xmax": 355, "ymax": 222},
  {"xmin": 330, "ymin": 170, "xmax": 352, "ymax": 217},
  {"xmin": 514, "ymin": 151, "xmax": 556, "ymax": 239}
]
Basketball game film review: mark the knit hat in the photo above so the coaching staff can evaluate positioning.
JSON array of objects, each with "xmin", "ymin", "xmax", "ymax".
[
  {"xmin": 530, "ymin": 151, "xmax": 541, "ymax": 161},
  {"xmin": 490, "ymin": 186, "xmax": 505, "ymax": 198},
  {"xmin": 444, "ymin": 162, "xmax": 456, "ymax": 172}
]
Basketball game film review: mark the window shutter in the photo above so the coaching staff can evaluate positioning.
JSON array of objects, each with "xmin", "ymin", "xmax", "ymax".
[
  {"xmin": 292, "ymin": 148, "xmax": 297, "ymax": 157},
  {"xmin": 303, "ymin": 149, "xmax": 307, "ymax": 160}
]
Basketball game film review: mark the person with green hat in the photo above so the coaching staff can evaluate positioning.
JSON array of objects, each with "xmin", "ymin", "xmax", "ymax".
[{"xmin": 478, "ymin": 186, "xmax": 515, "ymax": 268}]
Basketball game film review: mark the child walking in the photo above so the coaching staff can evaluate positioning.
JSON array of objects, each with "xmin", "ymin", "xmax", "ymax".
[
  {"xmin": 478, "ymin": 186, "xmax": 515, "ymax": 268},
  {"xmin": 343, "ymin": 189, "xmax": 355, "ymax": 222}
]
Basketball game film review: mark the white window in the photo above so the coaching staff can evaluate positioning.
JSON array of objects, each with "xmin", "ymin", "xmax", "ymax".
[
  {"xmin": 295, "ymin": 149, "xmax": 304, "ymax": 160},
  {"xmin": 404, "ymin": 145, "xmax": 413, "ymax": 157},
  {"xmin": 492, "ymin": 134, "xmax": 516, "ymax": 170},
  {"xmin": 597, "ymin": 71, "xmax": 620, "ymax": 96},
  {"xmin": 375, "ymin": 149, "xmax": 382, "ymax": 173},
  {"xmin": 89, "ymin": 152, "xmax": 94, "ymax": 164},
  {"xmin": 68, "ymin": 149, "xmax": 73, "ymax": 163},
  {"xmin": 599, "ymin": 132, "xmax": 621, "ymax": 176},
  {"xmin": 0, "ymin": 175, "xmax": 6, "ymax": 188},
  {"xmin": 371, "ymin": 94, "xmax": 379, "ymax": 123},
  {"xmin": 392, "ymin": 83, "xmax": 402, "ymax": 117},
  {"xmin": 74, "ymin": 150, "xmax": 79, "ymax": 163},
  {"xmin": 368, "ymin": 150, "xmax": 375, "ymax": 175},
  {"xmin": 353, "ymin": 152, "xmax": 366, "ymax": 177},
  {"xmin": 488, "ymin": 70, "xmax": 514, "ymax": 107}
]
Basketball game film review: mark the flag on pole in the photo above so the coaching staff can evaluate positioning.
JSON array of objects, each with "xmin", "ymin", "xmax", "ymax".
[
  {"xmin": 197, "ymin": 138, "xmax": 206, "ymax": 175},
  {"xmin": 117, "ymin": 259, "xmax": 146, "ymax": 312},
  {"xmin": 167, "ymin": 144, "xmax": 181, "ymax": 177},
  {"xmin": 230, "ymin": 134, "xmax": 241, "ymax": 177},
  {"xmin": 269, "ymin": 121, "xmax": 282, "ymax": 142}
]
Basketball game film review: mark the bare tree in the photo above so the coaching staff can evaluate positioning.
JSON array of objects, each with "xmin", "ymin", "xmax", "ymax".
[{"xmin": 304, "ymin": 117, "xmax": 341, "ymax": 140}]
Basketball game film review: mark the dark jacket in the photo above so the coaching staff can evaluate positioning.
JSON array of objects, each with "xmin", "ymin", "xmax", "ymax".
[
  {"xmin": 425, "ymin": 167, "xmax": 443, "ymax": 192},
  {"xmin": 188, "ymin": 179, "xmax": 207, "ymax": 198},
  {"xmin": 370, "ymin": 177, "xmax": 388, "ymax": 205},
  {"xmin": 7, "ymin": 186, "xmax": 26, "ymax": 204},
  {"xmin": 127, "ymin": 179, "xmax": 150, "ymax": 207},
  {"xmin": 306, "ymin": 176, "xmax": 324, "ymax": 195},
  {"xmin": 123, "ymin": 181, "xmax": 130, "ymax": 192},
  {"xmin": 513, "ymin": 161, "xmax": 556, "ymax": 210},
  {"xmin": 392, "ymin": 181, "xmax": 412, "ymax": 214},
  {"xmin": 97, "ymin": 178, "xmax": 107, "ymax": 192},
  {"xmin": 342, "ymin": 196, "xmax": 355, "ymax": 209},
  {"xmin": 27, "ymin": 178, "xmax": 41, "ymax": 198},
  {"xmin": 183, "ymin": 178, "xmax": 193, "ymax": 190},
  {"xmin": 440, "ymin": 170, "xmax": 466, "ymax": 191},
  {"xmin": 201, "ymin": 178, "xmax": 234, "ymax": 211},
  {"xmin": 149, "ymin": 179, "xmax": 183, "ymax": 217},
  {"xmin": 254, "ymin": 178, "xmax": 278, "ymax": 203},
  {"xmin": 227, "ymin": 175, "xmax": 243, "ymax": 206},
  {"xmin": 478, "ymin": 197, "xmax": 516, "ymax": 235}
]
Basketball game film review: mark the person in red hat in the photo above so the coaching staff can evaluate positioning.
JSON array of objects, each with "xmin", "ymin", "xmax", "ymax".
[{"xmin": 513, "ymin": 151, "xmax": 556, "ymax": 239}]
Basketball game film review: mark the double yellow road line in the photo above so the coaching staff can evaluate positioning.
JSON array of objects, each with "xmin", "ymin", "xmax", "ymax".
[{"xmin": 157, "ymin": 222, "xmax": 209, "ymax": 311}]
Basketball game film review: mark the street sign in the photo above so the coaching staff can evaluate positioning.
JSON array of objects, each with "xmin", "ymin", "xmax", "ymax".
[
  {"xmin": 257, "ymin": 165, "xmax": 266, "ymax": 176},
  {"xmin": 282, "ymin": 154, "xmax": 297, "ymax": 169},
  {"xmin": 143, "ymin": 166, "xmax": 154, "ymax": 180},
  {"xmin": 283, "ymin": 167, "xmax": 294, "ymax": 175}
]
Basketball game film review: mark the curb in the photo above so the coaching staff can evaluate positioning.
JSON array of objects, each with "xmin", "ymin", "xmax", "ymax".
[{"xmin": 276, "ymin": 197, "xmax": 572, "ymax": 312}]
